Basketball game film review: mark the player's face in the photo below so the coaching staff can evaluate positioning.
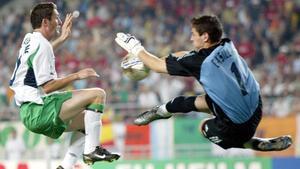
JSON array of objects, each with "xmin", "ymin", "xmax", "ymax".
[
  {"xmin": 191, "ymin": 27, "xmax": 203, "ymax": 49},
  {"xmin": 190, "ymin": 27, "xmax": 207, "ymax": 50},
  {"xmin": 48, "ymin": 9, "xmax": 62, "ymax": 38}
]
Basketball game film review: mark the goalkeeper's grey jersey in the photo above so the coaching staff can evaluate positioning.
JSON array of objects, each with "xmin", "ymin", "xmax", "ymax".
[
  {"xmin": 9, "ymin": 32, "xmax": 57, "ymax": 106},
  {"xmin": 166, "ymin": 38, "xmax": 260, "ymax": 124}
]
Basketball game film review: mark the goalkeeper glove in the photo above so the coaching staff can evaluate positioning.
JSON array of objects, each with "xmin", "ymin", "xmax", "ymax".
[
  {"xmin": 115, "ymin": 32, "xmax": 145, "ymax": 56},
  {"xmin": 121, "ymin": 55, "xmax": 142, "ymax": 69}
]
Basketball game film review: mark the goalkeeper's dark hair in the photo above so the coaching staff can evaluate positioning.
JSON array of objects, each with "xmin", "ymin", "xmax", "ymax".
[
  {"xmin": 191, "ymin": 15, "xmax": 223, "ymax": 43},
  {"xmin": 30, "ymin": 2, "xmax": 57, "ymax": 29}
]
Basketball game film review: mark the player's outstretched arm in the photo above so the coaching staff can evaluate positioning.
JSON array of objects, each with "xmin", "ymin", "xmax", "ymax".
[
  {"xmin": 51, "ymin": 13, "xmax": 73, "ymax": 51},
  {"xmin": 41, "ymin": 68, "xmax": 99, "ymax": 94},
  {"xmin": 115, "ymin": 32, "xmax": 168, "ymax": 73}
]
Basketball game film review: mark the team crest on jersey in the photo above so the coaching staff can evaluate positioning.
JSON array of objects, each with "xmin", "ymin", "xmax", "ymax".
[{"xmin": 24, "ymin": 37, "xmax": 30, "ymax": 45}]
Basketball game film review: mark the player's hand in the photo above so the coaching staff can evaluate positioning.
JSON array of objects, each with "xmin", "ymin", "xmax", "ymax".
[
  {"xmin": 60, "ymin": 13, "xmax": 73, "ymax": 40},
  {"xmin": 121, "ymin": 54, "xmax": 142, "ymax": 69},
  {"xmin": 76, "ymin": 68, "xmax": 99, "ymax": 79},
  {"xmin": 115, "ymin": 32, "xmax": 145, "ymax": 56},
  {"xmin": 51, "ymin": 13, "xmax": 73, "ymax": 50},
  {"xmin": 59, "ymin": 13, "xmax": 73, "ymax": 42}
]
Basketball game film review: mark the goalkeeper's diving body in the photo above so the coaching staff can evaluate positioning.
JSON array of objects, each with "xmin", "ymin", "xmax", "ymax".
[{"xmin": 115, "ymin": 15, "xmax": 292, "ymax": 151}]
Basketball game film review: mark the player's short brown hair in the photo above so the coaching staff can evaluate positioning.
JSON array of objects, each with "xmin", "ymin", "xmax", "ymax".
[
  {"xmin": 30, "ymin": 2, "xmax": 57, "ymax": 29},
  {"xmin": 191, "ymin": 15, "xmax": 223, "ymax": 43}
]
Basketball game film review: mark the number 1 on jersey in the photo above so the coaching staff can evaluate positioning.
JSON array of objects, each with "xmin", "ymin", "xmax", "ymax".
[{"xmin": 231, "ymin": 62, "xmax": 248, "ymax": 96}]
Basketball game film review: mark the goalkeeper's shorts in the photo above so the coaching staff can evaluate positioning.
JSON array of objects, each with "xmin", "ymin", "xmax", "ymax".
[
  {"xmin": 200, "ymin": 95, "xmax": 262, "ymax": 149},
  {"xmin": 20, "ymin": 91, "xmax": 72, "ymax": 139}
]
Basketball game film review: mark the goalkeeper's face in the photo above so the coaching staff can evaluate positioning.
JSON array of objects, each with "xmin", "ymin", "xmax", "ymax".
[{"xmin": 190, "ymin": 27, "xmax": 208, "ymax": 50}]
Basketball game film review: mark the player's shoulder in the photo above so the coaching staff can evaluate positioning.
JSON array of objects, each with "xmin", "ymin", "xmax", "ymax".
[
  {"xmin": 24, "ymin": 32, "xmax": 50, "ymax": 50},
  {"xmin": 24, "ymin": 32, "xmax": 49, "ymax": 45},
  {"xmin": 203, "ymin": 38, "xmax": 233, "ymax": 53},
  {"xmin": 19, "ymin": 32, "xmax": 46, "ymax": 56},
  {"xmin": 22, "ymin": 32, "xmax": 39, "ymax": 47}
]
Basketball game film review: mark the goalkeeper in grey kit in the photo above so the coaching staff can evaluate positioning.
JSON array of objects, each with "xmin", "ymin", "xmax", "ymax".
[{"xmin": 115, "ymin": 15, "xmax": 292, "ymax": 151}]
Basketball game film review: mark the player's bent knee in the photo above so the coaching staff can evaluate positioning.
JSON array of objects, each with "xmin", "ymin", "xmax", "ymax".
[
  {"xmin": 85, "ymin": 88, "xmax": 106, "ymax": 113},
  {"xmin": 91, "ymin": 88, "xmax": 106, "ymax": 99},
  {"xmin": 199, "ymin": 118, "xmax": 210, "ymax": 138}
]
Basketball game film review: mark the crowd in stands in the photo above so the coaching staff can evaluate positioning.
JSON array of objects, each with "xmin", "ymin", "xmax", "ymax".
[{"xmin": 1, "ymin": 0, "xmax": 300, "ymax": 121}]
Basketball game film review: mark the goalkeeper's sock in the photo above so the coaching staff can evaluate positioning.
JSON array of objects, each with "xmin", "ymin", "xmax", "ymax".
[{"xmin": 165, "ymin": 96, "xmax": 198, "ymax": 113}]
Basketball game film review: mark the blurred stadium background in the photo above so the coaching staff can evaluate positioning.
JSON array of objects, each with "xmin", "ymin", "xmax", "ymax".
[{"xmin": 0, "ymin": 0, "xmax": 300, "ymax": 168}]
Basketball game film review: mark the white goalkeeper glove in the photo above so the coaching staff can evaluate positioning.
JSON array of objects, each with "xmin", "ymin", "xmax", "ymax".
[
  {"xmin": 115, "ymin": 32, "xmax": 145, "ymax": 56},
  {"xmin": 121, "ymin": 54, "xmax": 142, "ymax": 69}
]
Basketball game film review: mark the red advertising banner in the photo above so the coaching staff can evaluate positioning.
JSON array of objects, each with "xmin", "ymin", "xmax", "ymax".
[
  {"xmin": 255, "ymin": 115, "xmax": 296, "ymax": 157},
  {"xmin": 125, "ymin": 125, "xmax": 150, "ymax": 159}
]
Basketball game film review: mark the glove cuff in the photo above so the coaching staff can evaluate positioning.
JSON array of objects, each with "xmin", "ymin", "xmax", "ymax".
[{"xmin": 132, "ymin": 45, "xmax": 145, "ymax": 56}]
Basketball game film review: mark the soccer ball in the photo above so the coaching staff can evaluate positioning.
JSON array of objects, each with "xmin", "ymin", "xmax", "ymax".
[{"xmin": 121, "ymin": 53, "xmax": 150, "ymax": 81}]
